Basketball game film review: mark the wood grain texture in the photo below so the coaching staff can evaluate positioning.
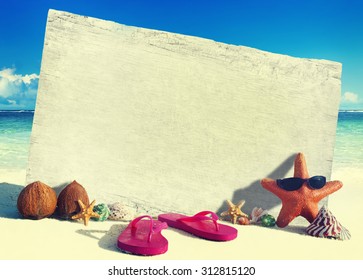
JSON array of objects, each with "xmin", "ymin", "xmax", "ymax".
[{"xmin": 27, "ymin": 10, "xmax": 342, "ymax": 220}]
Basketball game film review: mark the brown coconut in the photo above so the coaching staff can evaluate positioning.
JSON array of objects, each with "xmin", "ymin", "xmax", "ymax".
[
  {"xmin": 17, "ymin": 181, "xmax": 57, "ymax": 219},
  {"xmin": 57, "ymin": 180, "xmax": 89, "ymax": 218}
]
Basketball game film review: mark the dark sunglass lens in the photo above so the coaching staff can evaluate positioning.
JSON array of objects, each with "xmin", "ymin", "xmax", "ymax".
[
  {"xmin": 277, "ymin": 178, "xmax": 304, "ymax": 191},
  {"xmin": 308, "ymin": 176, "xmax": 326, "ymax": 189}
]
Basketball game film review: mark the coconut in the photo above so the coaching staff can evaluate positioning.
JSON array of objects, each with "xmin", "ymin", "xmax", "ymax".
[
  {"xmin": 17, "ymin": 181, "xmax": 57, "ymax": 219},
  {"xmin": 57, "ymin": 180, "xmax": 89, "ymax": 218}
]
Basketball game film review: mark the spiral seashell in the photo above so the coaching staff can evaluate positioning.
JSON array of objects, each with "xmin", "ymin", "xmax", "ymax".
[
  {"xmin": 337, "ymin": 226, "xmax": 351, "ymax": 241},
  {"xmin": 107, "ymin": 202, "xmax": 135, "ymax": 221},
  {"xmin": 306, "ymin": 206, "xmax": 351, "ymax": 241}
]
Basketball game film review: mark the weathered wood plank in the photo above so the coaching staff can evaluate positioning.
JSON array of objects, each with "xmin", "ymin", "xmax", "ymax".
[{"xmin": 27, "ymin": 10, "xmax": 342, "ymax": 220}]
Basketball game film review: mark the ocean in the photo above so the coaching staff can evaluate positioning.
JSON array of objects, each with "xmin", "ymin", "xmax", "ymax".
[
  {"xmin": 334, "ymin": 111, "xmax": 363, "ymax": 170},
  {"xmin": 0, "ymin": 110, "xmax": 362, "ymax": 173},
  {"xmin": 0, "ymin": 111, "xmax": 34, "ymax": 171}
]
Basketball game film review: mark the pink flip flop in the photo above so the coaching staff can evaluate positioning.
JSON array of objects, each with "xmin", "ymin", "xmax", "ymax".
[
  {"xmin": 158, "ymin": 211, "xmax": 237, "ymax": 241},
  {"xmin": 117, "ymin": 215, "xmax": 168, "ymax": 256}
]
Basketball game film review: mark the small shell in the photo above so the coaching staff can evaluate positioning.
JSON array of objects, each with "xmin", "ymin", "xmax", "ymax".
[
  {"xmin": 306, "ymin": 206, "xmax": 351, "ymax": 241},
  {"xmin": 250, "ymin": 207, "xmax": 268, "ymax": 223},
  {"xmin": 238, "ymin": 216, "xmax": 250, "ymax": 225},
  {"xmin": 260, "ymin": 214, "xmax": 276, "ymax": 227},
  {"xmin": 108, "ymin": 202, "xmax": 135, "ymax": 221},
  {"xmin": 92, "ymin": 203, "xmax": 110, "ymax": 221}
]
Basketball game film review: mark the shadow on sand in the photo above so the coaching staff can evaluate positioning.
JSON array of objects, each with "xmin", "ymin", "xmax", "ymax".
[
  {"xmin": 216, "ymin": 153, "xmax": 296, "ymax": 216},
  {"xmin": 0, "ymin": 182, "xmax": 23, "ymax": 219},
  {"xmin": 214, "ymin": 153, "xmax": 311, "ymax": 234},
  {"xmin": 76, "ymin": 223, "xmax": 139, "ymax": 256}
]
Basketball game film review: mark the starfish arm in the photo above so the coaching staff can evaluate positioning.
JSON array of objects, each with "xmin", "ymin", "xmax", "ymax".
[
  {"xmin": 239, "ymin": 211, "xmax": 249, "ymax": 218},
  {"xmin": 71, "ymin": 213, "xmax": 82, "ymax": 220},
  {"xmin": 77, "ymin": 199, "xmax": 86, "ymax": 210},
  {"xmin": 89, "ymin": 200, "xmax": 96, "ymax": 208},
  {"xmin": 220, "ymin": 211, "xmax": 229, "ymax": 217},
  {"xmin": 232, "ymin": 215, "xmax": 237, "ymax": 224},
  {"xmin": 314, "ymin": 180, "xmax": 343, "ymax": 200},
  {"xmin": 260, "ymin": 178, "xmax": 287, "ymax": 199},
  {"xmin": 236, "ymin": 200, "xmax": 245, "ymax": 209},
  {"xmin": 226, "ymin": 200, "xmax": 234, "ymax": 208},
  {"xmin": 301, "ymin": 203, "xmax": 319, "ymax": 223},
  {"xmin": 293, "ymin": 153, "xmax": 309, "ymax": 178},
  {"xmin": 91, "ymin": 212, "xmax": 100, "ymax": 218},
  {"xmin": 276, "ymin": 204, "xmax": 301, "ymax": 228},
  {"xmin": 84, "ymin": 215, "xmax": 90, "ymax": 226}
]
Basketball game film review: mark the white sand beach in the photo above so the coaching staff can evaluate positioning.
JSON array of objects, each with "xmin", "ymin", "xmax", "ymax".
[
  {"xmin": 0, "ymin": 9, "xmax": 356, "ymax": 262},
  {"xmin": 0, "ymin": 167, "xmax": 362, "ymax": 260}
]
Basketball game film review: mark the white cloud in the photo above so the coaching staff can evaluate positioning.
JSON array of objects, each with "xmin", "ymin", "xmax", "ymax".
[
  {"xmin": 0, "ymin": 67, "xmax": 39, "ymax": 109},
  {"xmin": 22, "ymin": 73, "xmax": 39, "ymax": 84},
  {"xmin": 0, "ymin": 68, "xmax": 38, "ymax": 84},
  {"xmin": 342, "ymin": 91, "xmax": 359, "ymax": 103}
]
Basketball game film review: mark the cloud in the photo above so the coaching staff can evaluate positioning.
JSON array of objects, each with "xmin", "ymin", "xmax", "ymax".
[
  {"xmin": 342, "ymin": 91, "xmax": 359, "ymax": 103},
  {"xmin": 0, "ymin": 67, "xmax": 39, "ymax": 109}
]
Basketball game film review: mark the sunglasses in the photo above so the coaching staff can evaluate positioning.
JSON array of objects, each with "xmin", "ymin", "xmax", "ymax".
[{"xmin": 276, "ymin": 176, "xmax": 326, "ymax": 191}]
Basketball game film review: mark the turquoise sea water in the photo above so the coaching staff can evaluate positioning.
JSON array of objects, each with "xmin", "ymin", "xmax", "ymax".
[
  {"xmin": 0, "ymin": 111, "xmax": 362, "ymax": 171},
  {"xmin": 0, "ymin": 111, "xmax": 34, "ymax": 170},
  {"xmin": 334, "ymin": 111, "xmax": 363, "ymax": 169}
]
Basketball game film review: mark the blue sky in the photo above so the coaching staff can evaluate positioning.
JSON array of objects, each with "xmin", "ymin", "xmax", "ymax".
[{"xmin": 0, "ymin": 0, "xmax": 362, "ymax": 110}]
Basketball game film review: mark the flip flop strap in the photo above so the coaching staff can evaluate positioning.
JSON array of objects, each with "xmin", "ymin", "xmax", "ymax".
[
  {"xmin": 178, "ymin": 211, "xmax": 220, "ymax": 231},
  {"xmin": 131, "ymin": 215, "xmax": 168, "ymax": 242}
]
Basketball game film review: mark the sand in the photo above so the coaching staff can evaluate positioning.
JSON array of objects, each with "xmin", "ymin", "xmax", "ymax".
[{"xmin": 0, "ymin": 167, "xmax": 362, "ymax": 260}]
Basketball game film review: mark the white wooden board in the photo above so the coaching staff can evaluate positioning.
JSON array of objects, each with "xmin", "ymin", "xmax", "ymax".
[{"xmin": 27, "ymin": 10, "xmax": 342, "ymax": 219}]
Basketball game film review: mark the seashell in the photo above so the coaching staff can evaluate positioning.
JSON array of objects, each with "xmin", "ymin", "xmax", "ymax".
[
  {"xmin": 92, "ymin": 203, "xmax": 110, "ymax": 221},
  {"xmin": 260, "ymin": 214, "xmax": 276, "ymax": 227},
  {"xmin": 57, "ymin": 180, "xmax": 90, "ymax": 219},
  {"xmin": 17, "ymin": 181, "xmax": 57, "ymax": 219},
  {"xmin": 108, "ymin": 202, "xmax": 135, "ymax": 221},
  {"xmin": 306, "ymin": 206, "xmax": 351, "ymax": 240},
  {"xmin": 237, "ymin": 216, "xmax": 250, "ymax": 225},
  {"xmin": 250, "ymin": 207, "xmax": 268, "ymax": 223},
  {"xmin": 337, "ymin": 226, "xmax": 351, "ymax": 241}
]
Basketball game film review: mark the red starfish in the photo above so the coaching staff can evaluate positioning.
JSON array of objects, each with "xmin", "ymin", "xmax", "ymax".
[{"xmin": 260, "ymin": 153, "xmax": 343, "ymax": 228}]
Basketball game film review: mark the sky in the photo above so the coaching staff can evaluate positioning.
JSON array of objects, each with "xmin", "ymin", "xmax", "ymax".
[{"xmin": 0, "ymin": 0, "xmax": 362, "ymax": 110}]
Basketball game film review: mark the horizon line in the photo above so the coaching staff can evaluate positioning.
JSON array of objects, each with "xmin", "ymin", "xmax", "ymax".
[{"xmin": 1, "ymin": 109, "xmax": 363, "ymax": 113}]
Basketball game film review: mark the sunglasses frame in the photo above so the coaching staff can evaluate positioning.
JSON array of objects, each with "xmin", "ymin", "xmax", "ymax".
[{"xmin": 276, "ymin": 175, "xmax": 326, "ymax": 191}]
